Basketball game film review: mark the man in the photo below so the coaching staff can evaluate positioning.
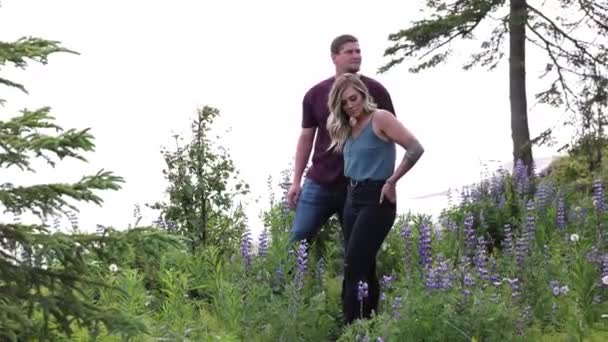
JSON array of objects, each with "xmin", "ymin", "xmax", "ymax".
[{"xmin": 287, "ymin": 34, "xmax": 396, "ymax": 245}]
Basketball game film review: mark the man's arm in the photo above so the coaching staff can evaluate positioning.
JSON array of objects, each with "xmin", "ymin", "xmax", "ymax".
[
  {"xmin": 287, "ymin": 91, "xmax": 317, "ymax": 208},
  {"xmin": 293, "ymin": 91, "xmax": 317, "ymax": 184},
  {"xmin": 292, "ymin": 128, "xmax": 316, "ymax": 185}
]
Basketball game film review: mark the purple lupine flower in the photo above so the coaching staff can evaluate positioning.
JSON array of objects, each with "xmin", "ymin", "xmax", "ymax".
[
  {"xmin": 133, "ymin": 203, "xmax": 142, "ymax": 223},
  {"xmin": 294, "ymin": 240, "xmax": 308, "ymax": 288},
  {"xmin": 586, "ymin": 245, "xmax": 602, "ymax": 264},
  {"xmin": 556, "ymin": 192, "xmax": 566, "ymax": 230},
  {"xmin": 447, "ymin": 188, "xmax": 454, "ymax": 207},
  {"xmin": 240, "ymin": 228, "xmax": 252, "ymax": 268},
  {"xmin": 440, "ymin": 216, "xmax": 457, "ymax": 234},
  {"xmin": 530, "ymin": 160, "xmax": 538, "ymax": 178},
  {"xmin": 514, "ymin": 159, "xmax": 530, "ymax": 195},
  {"xmin": 463, "ymin": 271, "xmax": 475, "ymax": 297},
  {"xmin": 380, "ymin": 274, "xmax": 395, "ymax": 301},
  {"xmin": 488, "ymin": 256, "xmax": 500, "ymax": 285},
  {"xmin": 535, "ymin": 179, "xmax": 554, "ymax": 211},
  {"xmin": 401, "ymin": 223, "xmax": 413, "ymax": 275},
  {"xmin": 463, "ymin": 212, "xmax": 476, "ymax": 263},
  {"xmin": 151, "ymin": 217, "xmax": 163, "ymax": 229},
  {"xmin": 424, "ymin": 258, "xmax": 438, "ymax": 290},
  {"xmin": 515, "ymin": 305, "xmax": 533, "ymax": 336},
  {"xmin": 357, "ymin": 281, "xmax": 369, "ymax": 301},
  {"xmin": 279, "ymin": 175, "xmax": 292, "ymax": 217},
  {"xmin": 600, "ymin": 255, "xmax": 608, "ymax": 288},
  {"xmin": 474, "ymin": 236, "xmax": 490, "ymax": 282},
  {"xmin": 315, "ymin": 257, "xmax": 325, "ymax": 288},
  {"xmin": 550, "ymin": 280, "xmax": 560, "ymax": 296},
  {"xmin": 515, "ymin": 235, "xmax": 528, "ymax": 268},
  {"xmin": 267, "ymin": 175, "xmax": 275, "ymax": 207},
  {"xmin": 391, "ymin": 296, "xmax": 403, "ymax": 319},
  {"xmin": 502, "ymin": 224, "xmax": 515, "ymax": 256},
  {"xmin": 166, "ymin": 219, "xmax": 177, "ymax": 231},
  {"xmin": 447, "ymin": 218, "xmax": 458, "ymax": 233},
  {"xmin": 585, "ymin": 247, "xmax": 608, "ymax": 289},
  {"xmin": 257, "ymin": 227, "xmax": 269, "ymax": 257},
  {"xmin": 470, "ymin": 186, "xmax": 483, "ymax": 203},
  {"xmin": 433, "ymin": 254, "xmax": 454, "ymax": 290},
  {"xmin": 272, "ymin": 265, "xmax": 284, "ymax": 290},
  {"xmin": 524, "ymin": 200, "xmax": 536, "ymax": 248},
  {"xmin": 418, "ymin": 221, "xmax": 432, "ymax": 270},
  {"xmin": 498, "ymin": 194, "xmax": 506, "ymax": 209},
  {"xmin": 507, "ymin": 277, "xmax": 521, "ymax": 298},
  {"xmin": 425, "ymin": 263, "xmax": 437, "ymax": 289},
  {"xmin": 549, "ymin": 280, "xmax": 569, "ymax": 296},
  {"xmin": 460, "ymin": 187, "xmax": 471, "ymax": 205},
  {"xmin": 516, "ymin": 305, "xmax": 533, "ymax": 336},
  {"xmin": 490, "ymin": 168, "xmax": 506, "ymax": 203},
  {"xmin": 593, "ymin": 179, "xmax": 606, "ymax": 214}
]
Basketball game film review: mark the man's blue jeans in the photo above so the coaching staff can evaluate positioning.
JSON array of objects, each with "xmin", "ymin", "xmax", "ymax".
[{"xmin": 288, "ymin": 178, "xmax": 346, "ymax": 244}]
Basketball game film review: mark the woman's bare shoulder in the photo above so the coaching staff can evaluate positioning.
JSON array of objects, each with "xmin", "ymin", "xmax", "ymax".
[{"xmin": 372, "ymin": 109, "xmax": 397, "ymax": 124}]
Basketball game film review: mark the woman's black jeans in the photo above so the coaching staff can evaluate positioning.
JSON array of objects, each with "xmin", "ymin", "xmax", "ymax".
[{"xmin": 341, "ymin": 179, "xmax": 397, "ymax": 324}]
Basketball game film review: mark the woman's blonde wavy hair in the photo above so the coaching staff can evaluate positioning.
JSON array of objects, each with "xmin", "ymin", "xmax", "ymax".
[{"xmin": 326, "ymin": 73, "xmax": 378, "ymax": 153}]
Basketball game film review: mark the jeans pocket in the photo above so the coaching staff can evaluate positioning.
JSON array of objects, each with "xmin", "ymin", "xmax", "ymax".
[{"xmin": 350, "ymin": 187, "xmax": 383, "ymax": 205}]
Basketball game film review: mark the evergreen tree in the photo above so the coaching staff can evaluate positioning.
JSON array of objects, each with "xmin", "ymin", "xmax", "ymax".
[
  {"xmin": 379, "ymin": 0, "xmax": 608, "ymax": 174},
  {"xmin": 1, "ymin": 37, "xmax": 144, "ymax": 339}
]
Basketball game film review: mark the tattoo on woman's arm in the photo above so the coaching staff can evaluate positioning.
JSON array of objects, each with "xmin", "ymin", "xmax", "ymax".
[{"xmin": 404, "ymin": 141, "xmax": 424, "ymax": 166}]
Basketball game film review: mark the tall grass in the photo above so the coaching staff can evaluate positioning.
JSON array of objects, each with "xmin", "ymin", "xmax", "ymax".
[{"xmin": 59, "ymin": 162, "xmax": 608, "ymax": 341}]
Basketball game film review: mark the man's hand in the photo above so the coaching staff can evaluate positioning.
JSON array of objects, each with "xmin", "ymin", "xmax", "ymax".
[{"xmin": 287, "ymin": 182, "xmax": 301, "ymax": 209}]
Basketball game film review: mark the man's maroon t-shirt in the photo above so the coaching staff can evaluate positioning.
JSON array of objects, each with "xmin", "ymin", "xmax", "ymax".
[{"xmin": 301, "ymin": 75, "xmax": 396, "ymax": 188}]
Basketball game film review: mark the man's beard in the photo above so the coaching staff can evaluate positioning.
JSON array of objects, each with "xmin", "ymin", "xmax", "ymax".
[{"xmin": 346, "ymin": 64, "xmax": 360, "ymax": 73}]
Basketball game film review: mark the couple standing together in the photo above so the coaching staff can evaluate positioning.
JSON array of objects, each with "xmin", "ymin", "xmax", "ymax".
[{"xmin": 286, "ymin": 34, "xmax": 424, "ymax": 324}]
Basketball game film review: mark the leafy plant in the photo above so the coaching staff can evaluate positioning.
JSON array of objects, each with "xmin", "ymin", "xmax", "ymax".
[
  {"xmin": 0, "ymin": 37, "xmax": 146, "ymax": 340},
  {"xmin": 149, "ymin": 105, "xmax": 250, "ymax": 254}
]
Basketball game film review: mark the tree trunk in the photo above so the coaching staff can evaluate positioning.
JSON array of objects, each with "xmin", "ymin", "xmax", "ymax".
[
  {"xmin": 509, "ymin": 0, "xmax": 533, "ymax": 175},
  {"xmin": 196, "ymin": 115, "xmax": 207, "ymax": 248}
]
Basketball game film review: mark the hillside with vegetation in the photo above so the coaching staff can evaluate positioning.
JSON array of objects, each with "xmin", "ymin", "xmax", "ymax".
[{"xmin": 2, "ymin": 2, "xmax": 608, "ymax": 340}]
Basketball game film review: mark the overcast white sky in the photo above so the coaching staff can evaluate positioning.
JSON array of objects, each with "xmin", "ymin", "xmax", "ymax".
[{"xmin": 1, "ymin": 0, "xmax": 571, "ymax": 236}]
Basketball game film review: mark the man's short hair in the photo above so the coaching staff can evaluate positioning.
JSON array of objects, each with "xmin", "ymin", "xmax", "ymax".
[{"xmin": 330, "ymin": 34, "xmax": 358, "ymax": 55}]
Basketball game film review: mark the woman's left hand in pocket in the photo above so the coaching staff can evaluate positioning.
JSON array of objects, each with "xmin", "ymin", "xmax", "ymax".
[{"xmin": 379, "ymin": 181, "xmax": 396, "ymax": 204}]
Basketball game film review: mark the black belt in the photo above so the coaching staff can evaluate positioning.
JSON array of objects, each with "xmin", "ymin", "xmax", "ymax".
[{"xmin": 348, "ymin": 178, "xmax": 386, "ymax": 187}]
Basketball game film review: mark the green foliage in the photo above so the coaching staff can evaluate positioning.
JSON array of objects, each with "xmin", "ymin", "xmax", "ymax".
[
  {"xmin": 2, "ymin": 136, "xmax": 604, "ymax": 340},
  {"xmin": 378, "ymin": 0, "xmax": 506, "ymax": 75},
  {"xmin": 379, "ymin": 0, "xmax": 608, "ymax": 167},
  {"xmin": 149, "ymin": 106, "xmax": 250, "ymax": 254},
  {"xmin": 0, "ymin": 36, "xmax": 78, "ymax": 105},
  {"xmin": 379, "ymin": 0, "xmax": 608, "ymax": 112},
  {"xmin": 543, "ymin": 135, "xmax": 608, "ymax": 195},
  {"xmin": 4, "ymin": 6, "xmax": 608, "ymax": 342},
  {"xmin": 30, "ymin": 162, "xmax": 605, "ymax": 341},
  {"xmin": 0, "ymin": 36, "xmax": 150, "ymax": 339}
]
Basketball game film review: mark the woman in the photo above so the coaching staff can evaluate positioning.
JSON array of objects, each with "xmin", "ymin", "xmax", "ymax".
[{"xmin": 326, "ymin": 73, "xmax": 424, "ymax": 324}]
